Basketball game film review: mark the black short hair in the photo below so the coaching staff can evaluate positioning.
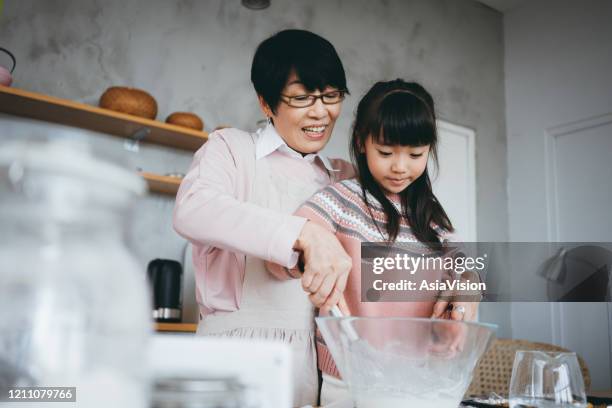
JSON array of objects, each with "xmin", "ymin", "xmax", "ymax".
[{"xmin": 251, "ymin": 29, "xmax": 348, "ymax": 114}]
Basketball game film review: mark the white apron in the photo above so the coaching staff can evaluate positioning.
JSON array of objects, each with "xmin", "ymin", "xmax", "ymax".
[{"xmin": 198, "ymin": 153, "xmax": 329, "ymax": 407}]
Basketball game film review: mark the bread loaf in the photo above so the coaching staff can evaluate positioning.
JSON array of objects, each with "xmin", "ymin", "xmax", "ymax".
[
  {"xmin": 165, "ymin": 112, "xmax": 204, "ymax": 131},
  {"xmin": 99, "ymin": 87, "xmax": 158, "ymax": 119}
]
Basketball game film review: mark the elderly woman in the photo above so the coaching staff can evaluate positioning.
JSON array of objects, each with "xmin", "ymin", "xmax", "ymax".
[{"xmin": 173, "ymin": 29, "xmax": 354, "ymax": 406}]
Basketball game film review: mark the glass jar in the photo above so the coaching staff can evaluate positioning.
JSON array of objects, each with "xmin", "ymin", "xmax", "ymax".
[
  {"xmin": 0, "ymin": 139, "xmax": 150, "ymax": 407},
  {"xmin": 152, "ymin": 377, "xmax": 247, "ymax": 408}
]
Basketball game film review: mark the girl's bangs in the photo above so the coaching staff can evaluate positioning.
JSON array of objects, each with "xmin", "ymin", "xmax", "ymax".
[{"xmin": 371, "ymin": 93, "xmax": 435, "ymax": 146}]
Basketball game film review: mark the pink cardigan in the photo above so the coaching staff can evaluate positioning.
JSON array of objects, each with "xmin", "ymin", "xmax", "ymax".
[{"xmin": 173, "ymin": 127, "xmax": 354, "ymax": 317}]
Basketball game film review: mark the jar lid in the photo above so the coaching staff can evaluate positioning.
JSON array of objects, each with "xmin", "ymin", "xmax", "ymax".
[
  {"xmin": 153, "ymin": 376, "xmax": 246, "ymax": 408},
  {"xmin": 155, "ymin": 376, "xmax": 244, "ymax": 393},
  {"xmin": 0, "ymin": 139, "xmax": 145, "ymax": 196}
]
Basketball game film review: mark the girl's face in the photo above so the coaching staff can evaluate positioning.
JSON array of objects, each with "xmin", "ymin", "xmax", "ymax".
[
  {"xmin": 259, "ymin": 71, "xmax": 342, "ymax": 154},
  {"xmin": 364, "ymin": 136, "xmax": 430, "ymax": 194}
]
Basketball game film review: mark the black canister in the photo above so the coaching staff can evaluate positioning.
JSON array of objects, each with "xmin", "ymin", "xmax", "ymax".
[{"xmin": 147, "ymin": 259, "xmax": 183, "ymax": 322}]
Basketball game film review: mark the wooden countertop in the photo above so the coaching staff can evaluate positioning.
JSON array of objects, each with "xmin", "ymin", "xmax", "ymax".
[{"xmin": 154, "ymin": 322, "xmax": 197, "ymax": 333}]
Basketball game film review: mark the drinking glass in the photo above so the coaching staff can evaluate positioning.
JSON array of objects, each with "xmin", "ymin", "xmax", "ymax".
[{"xmin": 509, "ymin": 350, "xmax": 587, "ymax": 408}]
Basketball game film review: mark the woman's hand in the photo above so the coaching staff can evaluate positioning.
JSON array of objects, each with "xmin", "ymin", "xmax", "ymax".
[
  {"xmin": 318, "ymin": 295, "xmax": 352, "ymax": 316},
  {"xmin": 294, "ymin": 221, "xmax": 352, "ymax": 310}
]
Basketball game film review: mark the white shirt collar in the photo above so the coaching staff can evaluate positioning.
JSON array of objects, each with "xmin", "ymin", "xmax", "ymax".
[{"xmin": 255, "ymin": 123, "xmax": 339, "ymax": 172}]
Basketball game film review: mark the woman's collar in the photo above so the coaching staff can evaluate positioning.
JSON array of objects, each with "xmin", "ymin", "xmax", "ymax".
[{"xmin": 255, "ymin": 123, "xmax": 338, "ymax": 172}]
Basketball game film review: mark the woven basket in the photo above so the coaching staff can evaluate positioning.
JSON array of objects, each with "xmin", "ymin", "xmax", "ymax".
[{"xmin": 467, "ymin": 338, "xmax": 591, "ymax": 397}]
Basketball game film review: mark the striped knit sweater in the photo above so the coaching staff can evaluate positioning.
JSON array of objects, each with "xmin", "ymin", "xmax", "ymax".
[{"xmin": 267, "ymin": 178, "xmax": 453, "ymax": 378}]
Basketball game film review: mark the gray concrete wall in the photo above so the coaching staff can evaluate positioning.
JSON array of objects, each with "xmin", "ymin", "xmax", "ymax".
[{"xmin": 0, "ymin": 0, "xmax": 510, "ymax": 335}]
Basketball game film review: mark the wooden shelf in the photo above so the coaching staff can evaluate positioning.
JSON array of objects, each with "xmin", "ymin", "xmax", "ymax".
[
  {"xmin": 0, "ymin": 85, "xmax": 208, "ymax": 151},
  {"xmin": 155, "ymin": 322, "xmax": 197, "ymax": 333},
  {"xmin": 140, "ymin": 172, "xmax": 182, "ymax": 196}
]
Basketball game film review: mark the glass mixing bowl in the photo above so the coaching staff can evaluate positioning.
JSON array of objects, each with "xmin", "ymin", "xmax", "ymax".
[{"xmin": 316, "ymin": 316, "xmax": 497, "ymax": 408}]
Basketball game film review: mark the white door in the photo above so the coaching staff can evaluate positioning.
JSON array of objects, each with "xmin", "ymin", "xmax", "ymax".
[
  {"xmin": 511, "ymin": 113, "xmax": 612, "ymax": 391},
  {"xmin": 545, "ymin": 113, "xmax": 612, "ymax": 390},
  {"xmin": 503, "ymin": 0, "xmax": 612, "ymax": 390},
  {"xmin": 431, "ymin": 120, "xmax": 477, "ymax": 242}
]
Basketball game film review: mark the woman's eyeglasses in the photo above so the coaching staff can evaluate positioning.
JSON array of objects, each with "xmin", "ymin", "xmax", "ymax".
[{"xmin": 280, "ymin": 90, "xmax": 346, "ymax": 108}]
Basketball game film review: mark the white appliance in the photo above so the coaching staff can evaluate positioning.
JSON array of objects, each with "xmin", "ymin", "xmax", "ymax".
[{"xmin": 147, "ymin": 335, "xmax": 293, "ymax": 408}]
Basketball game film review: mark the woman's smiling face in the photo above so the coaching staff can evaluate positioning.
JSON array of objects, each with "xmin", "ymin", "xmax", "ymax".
[{"xmin": 259, "ymin": 71, "xmax": 343, "ymax": 154}]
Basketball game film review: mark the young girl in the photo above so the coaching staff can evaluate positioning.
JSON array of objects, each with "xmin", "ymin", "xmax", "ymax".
[{"xmin": 266, "ymin": 79, "xmax": 479, "ymax": 404}]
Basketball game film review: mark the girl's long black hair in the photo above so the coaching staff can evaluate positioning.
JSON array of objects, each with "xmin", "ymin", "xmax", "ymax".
[{"xmin": 349, "ymin": 79, "xmax": 453, "ymax": 246}]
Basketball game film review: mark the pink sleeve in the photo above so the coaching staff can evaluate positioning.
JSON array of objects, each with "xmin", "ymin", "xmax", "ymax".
[
  {"xmin": 173, "ymin": 131, "xmax": 306, "ymax": 268},
  {"xmin": 264, "ymin": 188, "xmax": 340, "ymax": 280},
  {"xmin": 264, "ymin": 259, "xmax": 301, "ymax": 280}
]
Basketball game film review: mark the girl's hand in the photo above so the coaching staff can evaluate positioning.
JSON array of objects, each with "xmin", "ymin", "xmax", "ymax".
[
  {"xmin": 431, "ymin": 299, "xmax": 479, "ymax": 321},
  {"xmin": 430, "ymin": 300, "xmax": 477, "ymax": 356},
  {"xmin": 428, "ymin": 315, "xmax": 469, "ymax": 356},
  {"xmin": 432, "ymin": 269, "xmax": 482, "ymax": 321}
]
